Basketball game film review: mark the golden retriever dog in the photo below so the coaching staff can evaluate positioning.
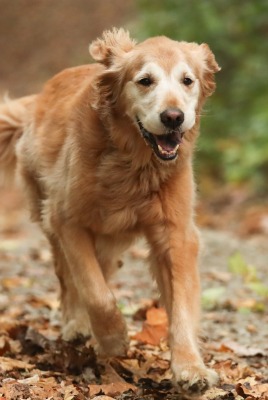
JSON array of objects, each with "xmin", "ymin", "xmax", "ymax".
[{"xmin": 0, "ymin": 28, "xmax": 220, "ymax": 396}]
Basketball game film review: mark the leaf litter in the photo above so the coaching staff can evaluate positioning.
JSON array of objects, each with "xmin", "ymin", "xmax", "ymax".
[{"xmin": 0, "ymin": 188, "xmax": 268, "ymax": 399}]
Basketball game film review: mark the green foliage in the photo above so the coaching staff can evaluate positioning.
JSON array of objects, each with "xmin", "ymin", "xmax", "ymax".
[
  {"xmin": 247, "ymin": 282, "xmax": 268, "ymax": 298},
  {"xmin": 135, "ymin": 0, "xmax": 268, "ymax": 192},
  {"xmin": 201, "ymin": 286, "xmax": 226, "ymax": 310},
  {"xmin": 228, "ymin": 252, "xmax": 268, "ymax": 312},
  {"xmin": 228, "ymin": 252, "xmax": 257, "ymax": 282}
]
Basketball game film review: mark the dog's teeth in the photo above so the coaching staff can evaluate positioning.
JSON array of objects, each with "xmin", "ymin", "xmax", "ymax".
[
  {"xmin": 158, "ymin": 144, "xmax": 180, "ymax": 155},
  {"xmin": 158, "ymin": 144, "xmax": 166, "ymax": 154}
]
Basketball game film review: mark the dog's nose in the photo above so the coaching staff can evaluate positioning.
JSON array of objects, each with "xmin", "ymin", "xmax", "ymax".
[{"xmin": 160, "ymin": 108, "xmax": 184, "ymax": 129}]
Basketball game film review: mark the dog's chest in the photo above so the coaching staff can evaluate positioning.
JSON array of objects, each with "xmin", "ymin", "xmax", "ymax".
[{"xmin": 88, "ymin": 162, "xmax": 164, "ymax": 234}]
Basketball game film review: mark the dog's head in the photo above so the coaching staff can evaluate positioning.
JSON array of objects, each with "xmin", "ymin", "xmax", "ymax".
[{"xmin": 90, "ymin": 28, "xmax": 220, "ymax": 163}]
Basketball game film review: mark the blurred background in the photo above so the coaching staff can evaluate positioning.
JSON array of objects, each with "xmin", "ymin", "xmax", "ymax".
[{"xmin": 1, "ymin": 0, "xmax": 268, "ymax": 233}]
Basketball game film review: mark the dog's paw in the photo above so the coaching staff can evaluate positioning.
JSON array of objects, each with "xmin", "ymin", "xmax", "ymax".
[
  {"xmin": 173, "ymin": 364, "xmax": 218, "ymax": 397},
  {"xmin": 96, "ymin": 332, "xmax": 129, "ymax": 357},
  {"xmin": 61, "ymin": 319, "xmax": 91, "ymax": 341}
]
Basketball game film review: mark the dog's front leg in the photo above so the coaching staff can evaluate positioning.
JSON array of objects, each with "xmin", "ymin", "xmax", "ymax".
[
  {"xmin": 59, "ymin": 224, "xmax": 128, "ymax": 356},
  {"xmin": 148, "ymin": 225, "xmax": 218, "ymax": 396}
]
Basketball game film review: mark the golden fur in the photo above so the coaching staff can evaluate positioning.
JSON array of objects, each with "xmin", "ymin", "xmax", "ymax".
[{"xmin": 0, "ymin": 29, "xmax": 220, "ymax": 396}]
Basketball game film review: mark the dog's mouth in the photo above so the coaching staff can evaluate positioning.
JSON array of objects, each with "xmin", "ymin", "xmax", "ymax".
[{"xmin": 136, "ymin": 118, "xmax": 183, "ymax": 161}]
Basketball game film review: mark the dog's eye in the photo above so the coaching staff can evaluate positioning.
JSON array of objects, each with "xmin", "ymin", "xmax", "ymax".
[
  {"xmin": 183, "ymin": 77, "xmax": 193, "ymax": 86},
  {"xmin": 138, "ymin": 77, "xmax": 153, "ymax": 87}
]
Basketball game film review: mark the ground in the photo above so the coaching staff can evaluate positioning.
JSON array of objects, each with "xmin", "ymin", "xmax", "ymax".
[{"xmin": 0, "ymin": 188, "xmax": 267, "ymax": 400}]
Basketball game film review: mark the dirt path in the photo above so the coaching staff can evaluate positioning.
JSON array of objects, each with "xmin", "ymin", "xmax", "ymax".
[{"xmin": 0, "ymin": 189, "xmax": 267, "ymax": 399}]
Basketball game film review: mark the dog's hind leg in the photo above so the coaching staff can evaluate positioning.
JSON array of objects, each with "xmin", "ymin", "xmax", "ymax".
[
  {"xmin": 58, "ymin": 225, "xmax": 129, "ymax": 356},
  {"xmin": 48, "ymin": 236, "xmax": 92, "ymax": 341}
]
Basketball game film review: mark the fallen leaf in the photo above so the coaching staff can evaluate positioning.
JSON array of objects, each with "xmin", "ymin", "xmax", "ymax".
[
  {"xmin": 0, "ymin": 240, "xmax": 25, "ymax": 251},
  {"xmin": 1, "ymin": 382, "xmax": 32, "ymax": 400},
  {"xmin": 214, "ymin": 360, "xmax": 254, "ymax": 382},
  {"xmin": 89, "ymin": 382, "xmax": 136, "ymax": 397},
  {"xmin": 0, "ymin": 356, "xmax": 34, "ymax": 372},
  {"xmin": 132, "ymin": 299, "xmax": 156, "ymax": 321},
  {"xmin": 146, "ymin": 307, "xmax": 167, "ymax": 326},
  {"xmin": 1, "ymin": 377, "xmax": 63, "ymax": 400},
  {"xmin": 1, "ymin": 276, "xmax": 33, "ymax": 289},
  {"xmin": 101, "ymin": 363, "xmax": 127, "ymax": 384},
  {"xmin": 254, "ymin": 383, "xmax": 268, "ymax": 397},
  {"xmin": 0, "ymin": 336, "xmax": 11, "ymax": 355},
  {"xmin": 201, "ymin": 386, "xmax": 229, "ymax": 399},
  {"xmin": 17, "ymin": 374, "xmax": 40, "ymax": 384},
  {"xmin": 132, "ymin": 307, "xmax": 168, "ymax": 345},
  {"xmin": 63, "ymin": 384, "xmax": 79, "ymax": 400},
  {"xmin": 246, "ymin": 324, "xmax": 257, "ymax": 334},
  {"xmin": 236, "ymin": 380, "xmax": 268, "ymax": 399},
  {"xmin": 21, "ymin": 327, "xmax": 98, "ymax": 375},
  {"xmin": 239, "ymin": 206, "xmax": 268, "ymax": 236},
  {"xmin": 207, "ymin": 270, "xmax": 232, "ymax": 283},
  {"xmin": 236, "ymin": 376, "xmax": 268, "ymax": 399},
  {"xmin": 235, "ymin": 298, "xmax": 258, "ymax": 310},
  {"xmin": 0, "ymin": 294, "xmax": 9, "ymax": 310},
  {"xmin": 222, "ymin": 341, "xmax": 266, "ymax": 357}
]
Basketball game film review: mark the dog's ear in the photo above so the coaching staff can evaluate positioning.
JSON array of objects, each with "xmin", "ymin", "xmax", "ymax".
[
  {"xmin": 89, "ymin": 28, "xmax": 136, "ymax": 67},
  {"xmin": 199, "ymin": 43, "xmax": 221, "ymax": 74},
  {"xmin": 197, "ymin": 43, "xmax": 221, "ymax": 97}
]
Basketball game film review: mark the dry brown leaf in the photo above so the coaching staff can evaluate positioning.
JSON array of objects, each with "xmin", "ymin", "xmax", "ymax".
[
  {"xmin": 117, "ymin": 358, "xmax": 140, "ymax": 372},
  {"xmin": 239, "ymin": 206, "xmax": 268, "ymax": 236},
  {"xmin": 1, "ymin": 382, "xmax": 32, "ymax": 400},
  {"xmin": 201, "ymin": 386, "xmax": 229, "ymax": 399},
  {"xmin": 146, "ymin": 307, "xmax": 167, "ymax": 325},
  {"xmin": 63, "ymin": 384, "xmax": 79, "ymax": 400},
  {"xmin": 214, "ymin": 359, "xmax": 254, "ymax": 382},
  {"xmin": 28, "ymin": 294, "xmax": 59, "ymax": 310},
  {"xmin": 0, "ymin": 356, "xmax": 34, "ymax": 372},
  {"xmin": 203, "ymin": 341, "xmax": 226, "ymax": 354},
  {"xmin": 89, "ymin": 382, "xmax": 136, "ymax": 398},
  {"xmin": 17, "ymin": 374, "xmax": 39, "ymax": 384},
  {"xmin": 223, "ymin": 341, "xmax": 265, "ymax": 357},
  {"xmin": 234, "ymin": 298, "xmax": 258, "ymax": 310},
  {"xmin": 133, "ymin": 307, "xmax": 168, "ymax": 346},
  {"xmin": 0, "ymin": 276, "xmax": 32, "ymax": 289},
  {"xmin": 236, "ymin": 382, "xmax": 268, "ymax": 399},
  {"xmin": 236, "ymin": 377, "xmax": 268, "ymax": 399},
  {"xmin": 101, "ymin": 363, "xmax": 126, "ymax": 384},
  {"xmin": 0, "ymin": 336, "xmax": 10, "ymax": 356},
  {"xmin": 1, "ymin": 379, "xmax": 61, "ymax": 400},
  {"xmin": 254, "ymin": 383, "xmax": 268, "ymax": 398},
  {"xmin": 207, "ymin": 270, "xmax": 232, "ymax": 283}
]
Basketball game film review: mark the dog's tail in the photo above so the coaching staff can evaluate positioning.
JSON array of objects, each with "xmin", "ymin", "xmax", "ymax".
[{"xmin": 0, "ymin": 94, "xmax": 36, "ymax": 183}]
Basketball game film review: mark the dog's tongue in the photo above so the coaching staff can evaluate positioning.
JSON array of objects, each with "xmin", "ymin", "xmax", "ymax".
[{"xmin": 155, "ymin": 131, "xmax": 182, "ymax": 151}]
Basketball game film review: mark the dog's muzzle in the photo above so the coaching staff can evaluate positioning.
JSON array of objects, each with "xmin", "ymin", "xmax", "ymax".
[{"xmin": 136, "ymin": 118, "xmax": 184, "ymax": 161}]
